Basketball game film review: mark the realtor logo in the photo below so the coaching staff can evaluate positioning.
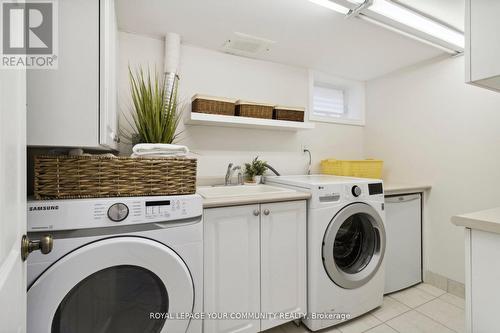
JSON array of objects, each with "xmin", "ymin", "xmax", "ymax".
[{"xmin": 1, "ymin": 0, "xmax": 58, "ymax": 68}]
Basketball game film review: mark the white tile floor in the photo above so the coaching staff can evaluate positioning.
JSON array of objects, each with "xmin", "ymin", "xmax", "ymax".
[{"xmin": 264, "ymin": 283, "xmax": 465, "ymax": 333}]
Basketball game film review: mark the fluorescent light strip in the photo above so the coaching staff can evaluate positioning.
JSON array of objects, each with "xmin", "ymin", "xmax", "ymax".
[
  {"xmin": 308, "ymin": 0, "xmax": 464, "ymax": 51},
  {"xmin": 308, "ymin": 0, "xmax": 349, "ymax": 14},
  {"xmin": 368, "ymin": 0, "xmax": 464, "ymax": 49}
]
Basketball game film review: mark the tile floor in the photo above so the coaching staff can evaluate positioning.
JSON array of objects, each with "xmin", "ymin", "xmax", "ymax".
[{"xmin": 264, "ymin": 283, "xmax": 465, "ymax": 333}]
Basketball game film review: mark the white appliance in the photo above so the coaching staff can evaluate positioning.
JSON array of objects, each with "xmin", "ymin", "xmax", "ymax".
[
  {"xmin": 266, "ymin": 175, "xmax": 386, "ymax": 331},
  {"xmin": 27, "ymin": 195, "xmax": 203, "ymax": 333},
  {"xmin": 384, "ymin": 194, "xmax": 422, "ymax": 294}
]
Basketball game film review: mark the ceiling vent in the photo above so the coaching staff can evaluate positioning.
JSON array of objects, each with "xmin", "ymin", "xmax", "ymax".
[{"xmin": 222, "ymin": 32, "xmax": 275, "ymax": 56}]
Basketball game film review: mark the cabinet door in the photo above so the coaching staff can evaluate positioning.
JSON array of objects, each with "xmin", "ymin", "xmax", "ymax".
[
  {"xmin": 260, "ymin": 200, "xmax": 307, "ymax": 331},
  {"xmin": 99, "ymin": 0, "xmax": 118, "ymax": 149},
  {"xmin": 470, "ymin": 229, "xmax": 500, "ymax": 332},
  {"xmin": 204, "ymin": 205, "xmax": 261, "ymax": 333},
  {"xmin": 27, "ymin": 0, "xmax": 100, "ymax": 148},
  {"xmin": 466, "ymin": 0, "xmax": 500, "ymax": 91}
]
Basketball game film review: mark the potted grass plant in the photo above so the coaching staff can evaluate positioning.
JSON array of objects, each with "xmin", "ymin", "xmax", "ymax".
[
  {"xmin": 122, "ymin": 66, "xmax": 182, "ymax": 145},
  {"xmin": 244, "ymin": 156, "xmax": 268, "ymax": 184}
]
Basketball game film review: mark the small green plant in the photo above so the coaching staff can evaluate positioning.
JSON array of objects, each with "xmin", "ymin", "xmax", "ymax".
[
  {"xmin": 244, "ymin": 156, "xmax": 268, "ymax": 180},
  {"xmin": 122, "ymin": 66, "xmax": 182, "ymax": 144}
]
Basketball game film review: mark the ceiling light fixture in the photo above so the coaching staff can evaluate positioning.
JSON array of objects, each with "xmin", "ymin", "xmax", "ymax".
[
  {"xmin": 308, "ymin": 0, "xmax": 350, "ymax": 15},
  {"xmin": 308, "ymin": 0, "xmax": 464, "ymax": 53}
]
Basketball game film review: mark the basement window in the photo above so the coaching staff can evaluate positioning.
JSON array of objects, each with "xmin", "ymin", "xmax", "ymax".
[
  {"xmin": 309, "ymin": 71, "xmax": 365, "ymax": 126},
  {"xmin": 312, "ymin": 84, "xmax": 346, "ymax": 119}
]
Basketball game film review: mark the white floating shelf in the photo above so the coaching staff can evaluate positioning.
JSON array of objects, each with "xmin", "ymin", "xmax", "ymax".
[{"xmin": 185, "ymin": 112, "xmax": 315, "ymax": 131}]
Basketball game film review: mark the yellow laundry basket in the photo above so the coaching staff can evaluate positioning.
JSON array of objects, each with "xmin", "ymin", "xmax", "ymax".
[{"xmin": 320, "ymin": 159, "xmax": 383, "ymax": 179}]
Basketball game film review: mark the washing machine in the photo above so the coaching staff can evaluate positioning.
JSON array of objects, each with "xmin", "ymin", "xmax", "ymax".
[
  {"xmin": 26, "ymin": 194, "xmax": 203, "ymax": 333},
  {"xmin": 266, "ymin": 175, "xmax": 386, "ymax": 331}
]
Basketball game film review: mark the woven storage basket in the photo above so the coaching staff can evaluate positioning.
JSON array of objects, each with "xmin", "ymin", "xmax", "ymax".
[
  {"xmin": 236, "ymin": 100, "xmax": 274, "ymax": 119},
  {"xmin": 191, "ymin": 94, "xmax": 236, "ymax": 116},
  {"xmin": 273, "ymin": 106, "xmax": 305, "ymax": 122},
  {"xmin": 34, "ymin": 155, "xmax": 197, "ymax": 199},
  {"xmin": 321, "ymin": 159, "xmax": 383, "ymax": 179}
]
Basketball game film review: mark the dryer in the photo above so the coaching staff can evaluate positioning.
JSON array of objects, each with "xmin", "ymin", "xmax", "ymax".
[
  {"xmin": 266, "ymin": 175, "xmax": 386, "ymax": 331},
  {"xmin": 27, "ymin": 195, "xmax": 203, "ymax": 333}
]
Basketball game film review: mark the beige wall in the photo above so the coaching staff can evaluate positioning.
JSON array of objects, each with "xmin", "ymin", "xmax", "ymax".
[
  {"xmin": 365, "ymin": 55, "xmax": 500, "ymax": 283},
  {"xmin": 118, "ymin": 32, "xmax": 365, "ymax": 177}
]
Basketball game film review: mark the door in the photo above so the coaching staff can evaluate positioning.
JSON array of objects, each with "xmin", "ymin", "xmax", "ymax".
[
  {"xmin": 260, "ymin": 201, "xmax": 307, "ymax": 331},
  {"xmin": 203, "ymin": 205, "xmax": 260, "ymax": 333},
  {"xmin": 27, "ymin": 237, "xmax": 193, "ymax": 333},
  {"xmin": 384, "ymin": 194, "xmax": 422, "ymax": 293},
  {"xmin": 322, "ymin": 203, "xmax": 386, "ymax": 289},
  {"xmin": 0, "ymin": 68, "xmax": 27, "ymax": 330}
]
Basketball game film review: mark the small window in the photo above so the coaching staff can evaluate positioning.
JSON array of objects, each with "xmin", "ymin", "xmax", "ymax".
[
  {"xmin": 312, "ymin": 84, "xmax": 346, "ymax": 119},
  {"xmin": 309, "ymin": 70, "xmax": 365, "ymax": 126}
]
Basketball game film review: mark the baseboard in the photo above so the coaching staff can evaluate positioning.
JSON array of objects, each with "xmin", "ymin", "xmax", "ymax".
[{"xmin": 424, "ymin": 270, "xmax": 465, "ymax": 299}]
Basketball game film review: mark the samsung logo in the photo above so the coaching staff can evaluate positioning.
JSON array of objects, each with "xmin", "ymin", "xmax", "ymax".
[{"xmin": 29, "ymin": 205, "xmax": 59, "ymax": 212}]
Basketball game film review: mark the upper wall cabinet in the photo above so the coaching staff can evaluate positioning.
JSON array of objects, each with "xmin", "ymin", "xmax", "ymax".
[
  {"xmin": 465, "ymin": 0, "xmax": 500, "ymax": 92},
  {"xmin": 27, "ymin": 0, "xmax": 118, "ymax": 149}
]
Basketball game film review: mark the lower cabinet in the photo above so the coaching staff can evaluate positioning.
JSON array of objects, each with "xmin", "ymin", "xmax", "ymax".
[
  {"xmin": 464, "ymin": 228, "xmax": 500, "ymax": 333},
  {"xmin": 203, "ymin": 200, "xmax": 307, "ymax": 333}
]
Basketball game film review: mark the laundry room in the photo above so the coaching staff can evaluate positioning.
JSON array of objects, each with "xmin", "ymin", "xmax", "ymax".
[{"xmin": 2, "ymin": 0, "xmax": 500, "ymax": 332}]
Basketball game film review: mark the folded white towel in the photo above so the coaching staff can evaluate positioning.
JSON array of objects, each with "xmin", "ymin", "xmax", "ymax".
[{"xmin": 131, "ymin": 143, "xmax": 189, "ymax": 157}]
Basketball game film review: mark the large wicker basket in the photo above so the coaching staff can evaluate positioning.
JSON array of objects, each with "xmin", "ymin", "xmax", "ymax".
[{"xmin": 34, "ymin": 155, "xmax": 197, "ymax": 199}]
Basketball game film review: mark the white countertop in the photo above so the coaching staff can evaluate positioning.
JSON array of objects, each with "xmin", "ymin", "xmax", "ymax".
[
  {"xmin": 452, "ymin": 207, "xmax": 500, "ymax": 234},
  {"xmin": 384, "ymin": 183, "xmax": 432, "ymax": 195},
  {"xmin": 201, "ymin": 191, "xmax": 311, "ymax": 208}
]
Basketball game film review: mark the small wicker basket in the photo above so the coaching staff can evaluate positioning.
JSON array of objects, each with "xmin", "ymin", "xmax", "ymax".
[
  {"xmin": 273, "ymin": 106, "xmax": 305, "ymax": 122},
  {"xmin": 34, "ymin": 155, "xmax": 197, "ymax": 199},
  {"xmin": 191, "ymin": 94, "xmax": 237, "ymax": 116},
  {"xmin": 236, "ymin": 100, "xmax": 274, "ymax": 119}
]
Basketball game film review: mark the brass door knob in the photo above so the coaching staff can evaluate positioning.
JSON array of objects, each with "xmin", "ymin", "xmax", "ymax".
[{"xmin": 21, "ymin": 234, "xmax": 53, "ymax": 261}]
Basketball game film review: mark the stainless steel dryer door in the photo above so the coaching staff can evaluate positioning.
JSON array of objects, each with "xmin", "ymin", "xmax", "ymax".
[{"xmin": 323, "ymin": 203, "xmax": 386, "ymax": 289}]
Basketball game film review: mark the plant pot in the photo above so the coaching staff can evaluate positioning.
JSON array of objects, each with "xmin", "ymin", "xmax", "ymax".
[{"xmin": 254, "ymin": 175, "xmax": 262, "ymax": 184}]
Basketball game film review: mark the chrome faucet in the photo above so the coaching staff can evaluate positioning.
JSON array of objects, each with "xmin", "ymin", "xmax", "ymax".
[{"xmin": 225, "ymin": 163, "xmax": 243, "ymax": 186}]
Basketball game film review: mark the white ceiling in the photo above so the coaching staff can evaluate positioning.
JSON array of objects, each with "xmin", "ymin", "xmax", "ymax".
[{"xmin": 116, "ymin": 0, "xmax": 461, "ymax": 81}]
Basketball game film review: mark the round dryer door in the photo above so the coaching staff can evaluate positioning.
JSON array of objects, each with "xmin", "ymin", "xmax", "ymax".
[
  {"xmin": 28, "ymin": 237, "xmax": 194, "ymax": 333},
  {"xmin": 322, "ymin": 203, "xmax": 386, "ymax": 289}
]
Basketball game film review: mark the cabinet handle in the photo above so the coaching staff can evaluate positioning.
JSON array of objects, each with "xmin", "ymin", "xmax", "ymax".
[
  {"xmin": 263, "ymin": 209, "xmax": 270, "ymax": 216},
  {"xmin": 253, "ymin": 209, "xmax": 260, "ymax": 216}
]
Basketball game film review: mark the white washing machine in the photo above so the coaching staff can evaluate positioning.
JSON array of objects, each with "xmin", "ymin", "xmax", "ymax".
[
  {"xmin": 27, "ymin": 194, "xmax": 203, "ymax": 333},
  {"xmin": 266, "ymin": 175, "xmax": 386, "ymax": 331}
]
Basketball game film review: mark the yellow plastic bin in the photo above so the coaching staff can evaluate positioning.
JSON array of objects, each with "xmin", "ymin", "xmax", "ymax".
[{"xmin": 320, "ymin": 159, "xmax": 383, "ymax": 179}]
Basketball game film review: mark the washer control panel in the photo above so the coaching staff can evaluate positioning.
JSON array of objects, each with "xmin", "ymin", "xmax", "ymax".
[{"xmin": 27, "ymin": 194, "xmax": 203, "ymax": 232}]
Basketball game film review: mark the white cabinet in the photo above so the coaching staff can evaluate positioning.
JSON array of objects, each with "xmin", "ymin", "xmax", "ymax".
[
  {"xmin": 464, "ymin": 228, "xmax": 500, "ymax": 333},
  {"xmin": 260, "ymin": 201, "xmax": 306, "ymax": 331},
  {"xmin": 27, "ymin": 0, "xmax": 118, "ymax": 149},
  {"xmin": 203, "ymin": 205, "xmax": 261, "ymax": 333},
  {"xmin": 465, "ymin": 0, "xmax": 500, "ymax": 92},
  {"xmin": 203, "ymin": 200, "xmax": 307, "ymax": 333}
]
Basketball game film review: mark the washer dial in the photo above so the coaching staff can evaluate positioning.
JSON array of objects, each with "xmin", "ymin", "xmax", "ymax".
[{"xmin": 107, "ymin": 203, "xmax": 129, "ymax": 222}]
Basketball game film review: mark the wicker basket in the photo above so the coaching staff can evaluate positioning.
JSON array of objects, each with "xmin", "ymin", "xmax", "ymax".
[
  {"xmin": 273, "ymin": 106, "xmax": 305, "ymax": 122},
  {"xmin": 236, "ymin": 100, "xmax": 274, "ymax": 119},
  {"xmin": 191, "ymin": 94, "xmax": 236, "ymax": 116},
  {"xmin": 34, "ymin": 155, "xmax": 197, "ymax": 199}
]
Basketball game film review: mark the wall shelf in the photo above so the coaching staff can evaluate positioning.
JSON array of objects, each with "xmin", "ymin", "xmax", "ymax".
[{"xmin": 185, "ymin": 112, "xmax": 315, "ymax": 131}]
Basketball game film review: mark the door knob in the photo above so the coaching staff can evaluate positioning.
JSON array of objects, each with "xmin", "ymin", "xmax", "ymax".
[
  {"xmin": 253, "ymin": 209, "xmax": 260, "ymax": 216},
  {"xmin": 263, "ymin": 209, "xmax": 270, "ymax": 216},
  {"xmin": 21, "ymin": 234, "xmax": 53, "ymax": 261}
]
